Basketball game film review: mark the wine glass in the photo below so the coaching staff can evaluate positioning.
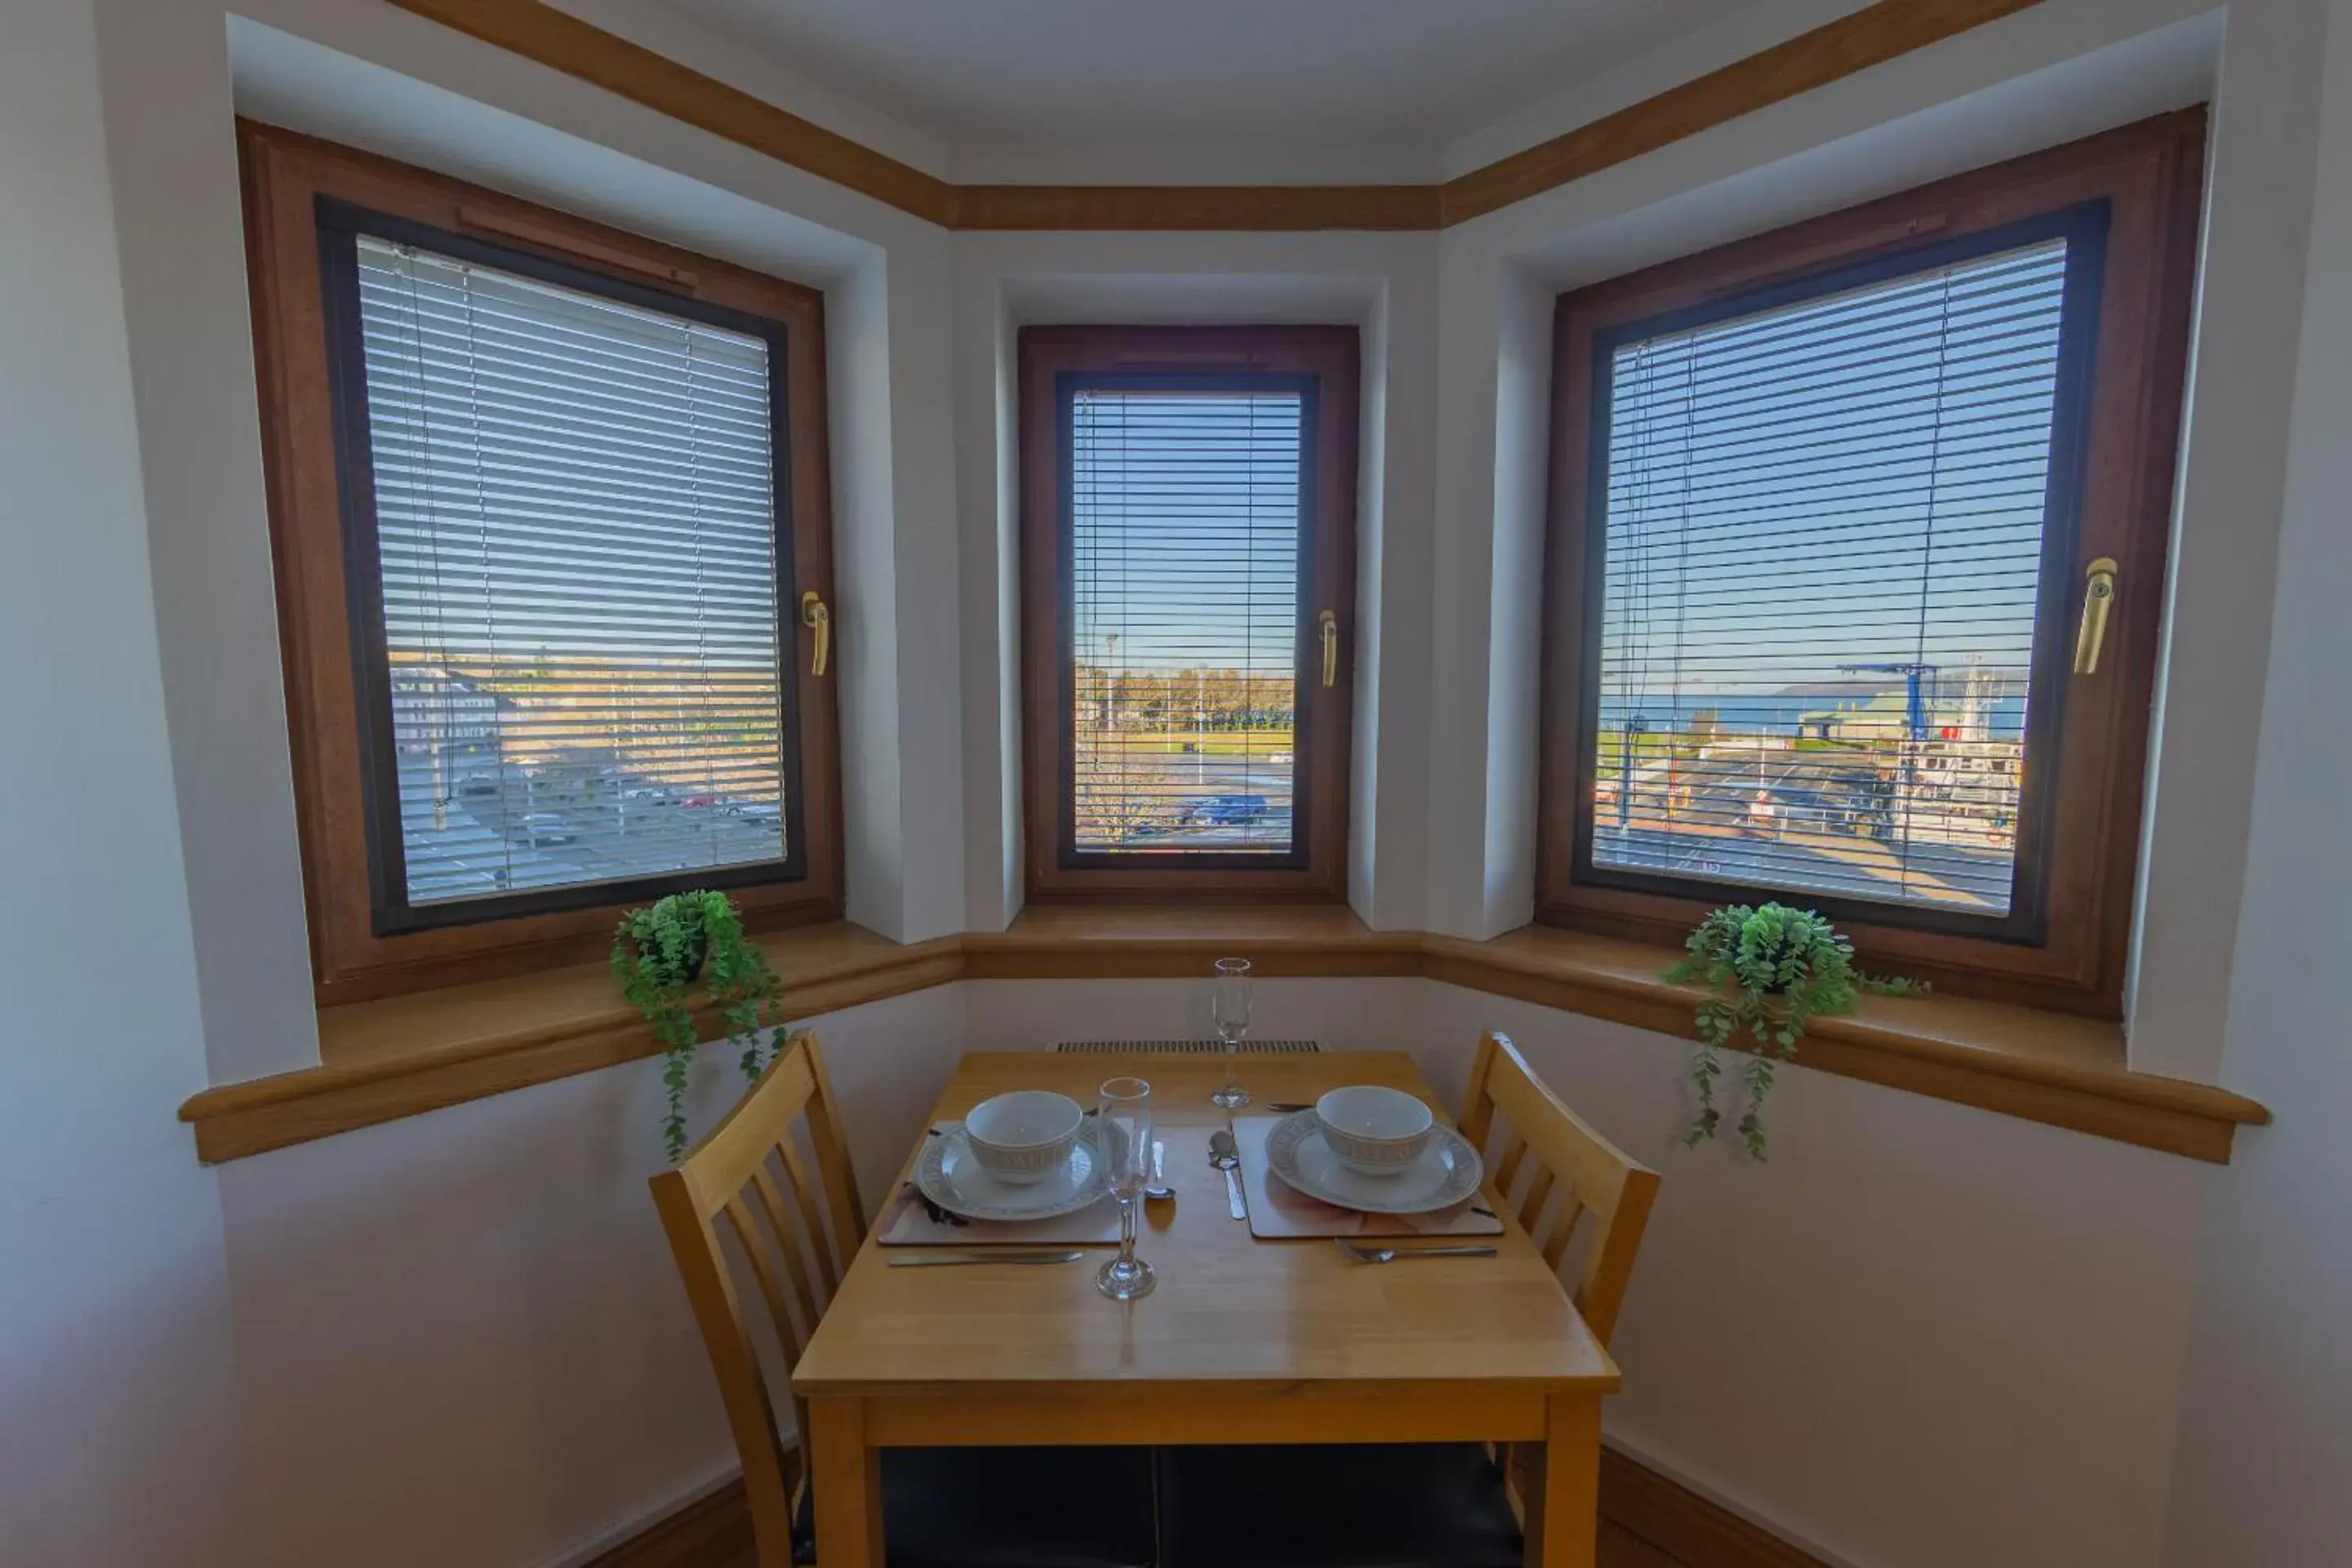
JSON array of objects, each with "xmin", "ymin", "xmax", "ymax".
[
  {"xmin": 1212, "ymin": 957, "xmax": 1253, "ymax": 1109},
  {"xmin": 1095, "ymin": 1077, "xmax": 1156, "ymax": 1302}
]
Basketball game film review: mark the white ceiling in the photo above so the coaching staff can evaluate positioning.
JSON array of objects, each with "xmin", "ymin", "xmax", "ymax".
[{"xmin": 659, "ymin": 0, "xmax": 1755, "ymax": 147}]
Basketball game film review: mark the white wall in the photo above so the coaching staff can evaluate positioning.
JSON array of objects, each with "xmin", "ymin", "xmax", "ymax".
[
  {"xmin": 0, "ymin": 3, "xmax": 247, "ymax": 1564},
  {"xmin": 214, "ymin": 984, "xmax": 964, "ymax": 1568},
  {"xmin": 1448, "ymin": 988, "xmax": 2209, "ymax": 1568},
  {"xmin": 2159, "ymin": 0, "xmax": 2352, "ymax": 1560},
  {"xmin": 14, "ymin": 0, "xmax": 2350, "ymax": 1565}
]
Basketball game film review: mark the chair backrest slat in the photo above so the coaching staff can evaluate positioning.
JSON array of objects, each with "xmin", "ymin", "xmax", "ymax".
[
  {"xmin": 774, "ymin": 1129, "xmax": 843, "ymax": 1296},
  {"xmin": 651, "ymin": 1031, "xmax": 865, "ymax": 1567},
  {"xmin": 803, "ymin": 1037, "xmax": 868, "ymax": 1277},
  {"xmin": 1491, "ymin": 1133, "xmax": 1532, "ymax": 1198},
  {"xmin": 722, "ymin": 1193, "xmax": 808, "ymax": 1365},
  {"xmin": 1514, "ymin": 1163, "xmax": 1558, "ymax": 1236},
  {"xmin": 1461, "ymin": 1031, "xmax": 1660, "ymax": 1347},
  {"xmin": 1540, "ymin": 1191, "xmax": 1587, "ymax": 1273},
  {"xmin": 749, "ymin": 1162, "xmax": 825, "ymax": 1337}
]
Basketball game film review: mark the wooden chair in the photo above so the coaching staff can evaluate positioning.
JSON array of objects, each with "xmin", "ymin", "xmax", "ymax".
[
  {"xmin": 650, "ymin": 1031, "xmax": 1157, "ymax": 1568},
  {"xmin": 1154, "ymin": 1029, "xmax": 1660, "ymax": 1568},
  {"xmin": 1459, "ymin": 1030, "xmax": 1661, "ymax": 1541},
  {"xmin": 1458, "ymin": 1029, "xmax": 1659, "ymax": 1350}
]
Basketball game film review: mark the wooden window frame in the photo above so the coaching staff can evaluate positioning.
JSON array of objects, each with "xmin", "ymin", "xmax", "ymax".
[
  {"xmin": 1536, "ymin": 109, "xmax": 2208, "ymax": 1015},
  {"xmin": 240, "ymin": 122, "xmax": 843, "ymax": 1005},
  {"xmin": 1017, "ymin": 326, "xmax": 1359, "ymax": 904}
]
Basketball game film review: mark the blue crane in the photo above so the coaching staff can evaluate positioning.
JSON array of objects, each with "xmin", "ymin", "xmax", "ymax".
[{"xmin": 1837, "ymin": 662, "xmax": 1939, "ymax": 744}]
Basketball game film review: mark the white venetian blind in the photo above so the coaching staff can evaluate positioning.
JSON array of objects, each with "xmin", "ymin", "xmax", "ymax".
[
  {"xmin": 1069, "ymin": 387, "xmax": 1304, "ymax": 855},
  {"xmin": 353, "ymin": 233, "xmax": 790, "ymax": 908},
  {"xmin": 1590, "ymin": 238, "xmax": 2070, "ymax": 917}
]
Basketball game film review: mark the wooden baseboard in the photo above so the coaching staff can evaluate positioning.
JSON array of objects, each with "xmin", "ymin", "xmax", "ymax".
[
  {"xmin": 1600, "ymin": 1447, "xmax": 1835, "ymax": 1568},
  {"xmin": 582, "ymin": 1477, "xmax": 753, "ymax": 1568},
  {"xmin": 585, "ymin": 1448, "xmax": 1829, "ymax": 1568}
]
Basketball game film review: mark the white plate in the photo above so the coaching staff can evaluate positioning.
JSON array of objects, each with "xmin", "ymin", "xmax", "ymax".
[
  {"xmin": 1264, "ymin": 1110, "xmax": 1486, "ymax": 1215},
  {"xmin": 915, "ymin": 1119, "xmax": 1127, "ymax": 1222}
]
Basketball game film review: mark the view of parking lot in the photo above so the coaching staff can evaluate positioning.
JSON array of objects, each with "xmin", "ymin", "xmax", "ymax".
[
  {"xmin": 389, "ymin": 657, "xmax": 790, "ymax": 904},
  {"xmin": 1069, "ymin": 384, "xmax": 1305, "ymax": 855}
]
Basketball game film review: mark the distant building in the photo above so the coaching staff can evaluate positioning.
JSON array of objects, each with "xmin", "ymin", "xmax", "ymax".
[{"xmin": 389, "ymin": 666, "xmax": 504, "ymax": 758}]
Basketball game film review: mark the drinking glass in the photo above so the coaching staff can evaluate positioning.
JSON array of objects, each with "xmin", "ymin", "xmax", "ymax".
[
  {"xmin": 1211, "ymin": 957, "xmax": 1253, "ymax": 1109},
  {"xmin": 1095, "ymin": 1077, "xmax": 1156, "ymax": 1302}
]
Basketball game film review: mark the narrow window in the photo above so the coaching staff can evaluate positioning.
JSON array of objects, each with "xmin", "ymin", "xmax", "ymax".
[
  {"xmin": 1020, "ymin": 328, "xmax": 1358, "ymax": 901},
  {"xmin": 1538, "ymin": 112, "xmax": 2205, "ymax": 1010}
]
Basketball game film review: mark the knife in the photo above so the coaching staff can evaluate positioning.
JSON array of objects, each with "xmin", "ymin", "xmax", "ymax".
[{"xmin": 887, "ymin": 1250, "xmax": 1084, "ymax": 1267}]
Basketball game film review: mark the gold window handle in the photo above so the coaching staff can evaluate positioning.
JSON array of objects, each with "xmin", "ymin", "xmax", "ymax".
[
  {"xmin": 2072, "ymin": 557, "xmax": 2118, "ymax": 675},
  {"xmin": 1318, "ymin": 610, "xmax": 1340, "ymax": 687},
  {"xmin": 801, "ymin": 591, "xmax": 832, "ymax": 677}
]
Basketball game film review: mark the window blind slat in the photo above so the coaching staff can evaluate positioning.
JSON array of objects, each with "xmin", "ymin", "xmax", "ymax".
[
  {"xmin": 354, "ymin": 234, "xmax": 792, "ymax": 908},
  {"xmin": 1589, "ymin": 237, "xmax": 2070, "ymax": 917},
  {"xmin": 1069, "ymin": 388, "xmax": 1304, "ymax": 855}
]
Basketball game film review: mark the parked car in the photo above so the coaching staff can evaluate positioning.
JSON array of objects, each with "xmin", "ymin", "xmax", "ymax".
[
  {"xmin": 1185, "ymin": 793, "xmax": 1271, "ymax": 827},
  {"xmin": 520, "ymin": 812, "xmax": 576, "ymax": 846}
]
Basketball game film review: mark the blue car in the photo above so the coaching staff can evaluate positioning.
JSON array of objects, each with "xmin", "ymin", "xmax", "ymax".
[{"xmin": 1187, "ymin": 793, "xmax": 1271, "ymax": 826}]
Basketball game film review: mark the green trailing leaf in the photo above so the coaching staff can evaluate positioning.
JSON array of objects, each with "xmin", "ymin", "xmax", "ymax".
[
  {"xmin": 612, "ymin": 889, "xmax": 785, "ymax": 1164},
  {"xmin": 1662, "ymin": 902, "xmax": 1921, "ymax": 1160}
]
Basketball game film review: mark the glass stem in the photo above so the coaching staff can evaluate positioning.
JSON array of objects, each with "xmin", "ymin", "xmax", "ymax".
[{"xmin": 1118, "ymin": 1195, "xmax": 1137, "ymax": 1268}]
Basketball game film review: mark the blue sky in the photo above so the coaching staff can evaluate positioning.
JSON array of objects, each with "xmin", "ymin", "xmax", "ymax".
[
  {"xmin": 1598, "ymin": 237, "xmax": 2068, "ymax": 732},
  {"xmin": 1070, "ymin": 388, "xmax": 1305, "ymax": 677}
]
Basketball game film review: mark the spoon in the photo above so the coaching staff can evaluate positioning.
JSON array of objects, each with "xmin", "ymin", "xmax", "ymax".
[
  {"xmin": 1207, "ymin": 1128, "xmax": 1247, "ymax": 1220},
  {"xmin": 1333, "ymin": 1239, "xmax": 1499, "ymax": 1264},
  {"xmin": 1145, "ymin": 1139, "xmax": 1173, "ymax": 1202}
]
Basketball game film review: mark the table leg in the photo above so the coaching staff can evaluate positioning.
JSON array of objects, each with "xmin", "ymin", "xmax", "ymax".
[
  {"xmin": 1526, "ymin": 1393, "xmax": 1602, "ymax": 1568},
  {"xmin": 810, "ymin": 1395, "xmax": 883, "ymax": 1568}
]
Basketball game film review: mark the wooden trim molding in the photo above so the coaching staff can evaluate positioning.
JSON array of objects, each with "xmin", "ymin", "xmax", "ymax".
[
  {"xmin": 576, "ymin": 1446, "xmax": 1830, "ymax": 1568},
  {"xmin": 958, "ymin": 184, "xmax": 1442, "ymax": 233},
  {"xmin": 381, "ymin": 0, "xmax": 2050, "ymax": 233},
  {"xmin": 179, "ymin": 906, "xmax": 2268, "ymax": 1166},
  {"xmin": 581, "ymin": 1478, "xmax": 754, "ymax": 1568},
  {"xmin": 1441, "ymin": 0, "xmax": 2047, "ymax": 224},
  {"xmin": 1598, "ymin": 1446, "xmax": 1835, "ymax": 1568},
  {"xmin": 387, "ymin": 0, "xmax": 959, "ymax": 225}
]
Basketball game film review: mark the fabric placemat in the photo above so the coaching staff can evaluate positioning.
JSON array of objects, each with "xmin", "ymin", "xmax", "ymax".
[
  {"xmin": 875, "ymin": 1122, "xmax": 1123, "ymax": 1246},
  {"xmin": 1234, "ymin": 1113, "xmax": 1505, "ymax": 1239}
]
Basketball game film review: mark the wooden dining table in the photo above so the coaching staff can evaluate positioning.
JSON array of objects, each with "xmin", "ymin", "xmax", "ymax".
[{"xmin": 791, "ymin": 1050, "xmax": 1621, "ymax": 1568}]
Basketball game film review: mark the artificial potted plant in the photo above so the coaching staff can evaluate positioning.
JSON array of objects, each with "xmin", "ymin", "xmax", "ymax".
[
  {"xmin": 611, "ymin": 889, "xmax": 784, "ymax": 1162},
  {"xmin": 1663, "ymin": 902, "xmax": 1921, "ymax": 1160}
]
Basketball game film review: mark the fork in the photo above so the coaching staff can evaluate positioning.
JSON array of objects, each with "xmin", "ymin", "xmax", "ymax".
[{"xmin": 1333, "ymin": 1239, "xmax": 1499, "ymax": 1264}]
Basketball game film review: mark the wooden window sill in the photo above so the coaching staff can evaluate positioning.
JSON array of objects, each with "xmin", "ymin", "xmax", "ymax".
[{"xmin": 179, "ymin": 907, "xmax": 2269, "ymax": 1165}]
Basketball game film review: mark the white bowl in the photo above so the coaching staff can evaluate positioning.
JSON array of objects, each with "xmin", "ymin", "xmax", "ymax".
[
  {"xmin": 1314, "ymin": 1085, "xmax": 1436, "ymax": 1176},
  {"xmin": 963, "ymin": 1090, "xmax": 1086, "ymax": 1185}
]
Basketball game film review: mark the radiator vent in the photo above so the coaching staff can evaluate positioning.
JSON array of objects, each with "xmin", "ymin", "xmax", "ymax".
[{"xmin": 1053, "ymin": 1039, "xmax": 1322, "ymax": 1055}]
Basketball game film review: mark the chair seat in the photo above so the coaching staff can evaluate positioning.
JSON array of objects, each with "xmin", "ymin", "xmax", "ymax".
[
  {"xmin": 793, "ymin": 1445, "xmax": 1159, "ymax": 1568},
  {"xmin": 1156, "ymin": 1443, "xmax": 1523, "ymax": 1568}
]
